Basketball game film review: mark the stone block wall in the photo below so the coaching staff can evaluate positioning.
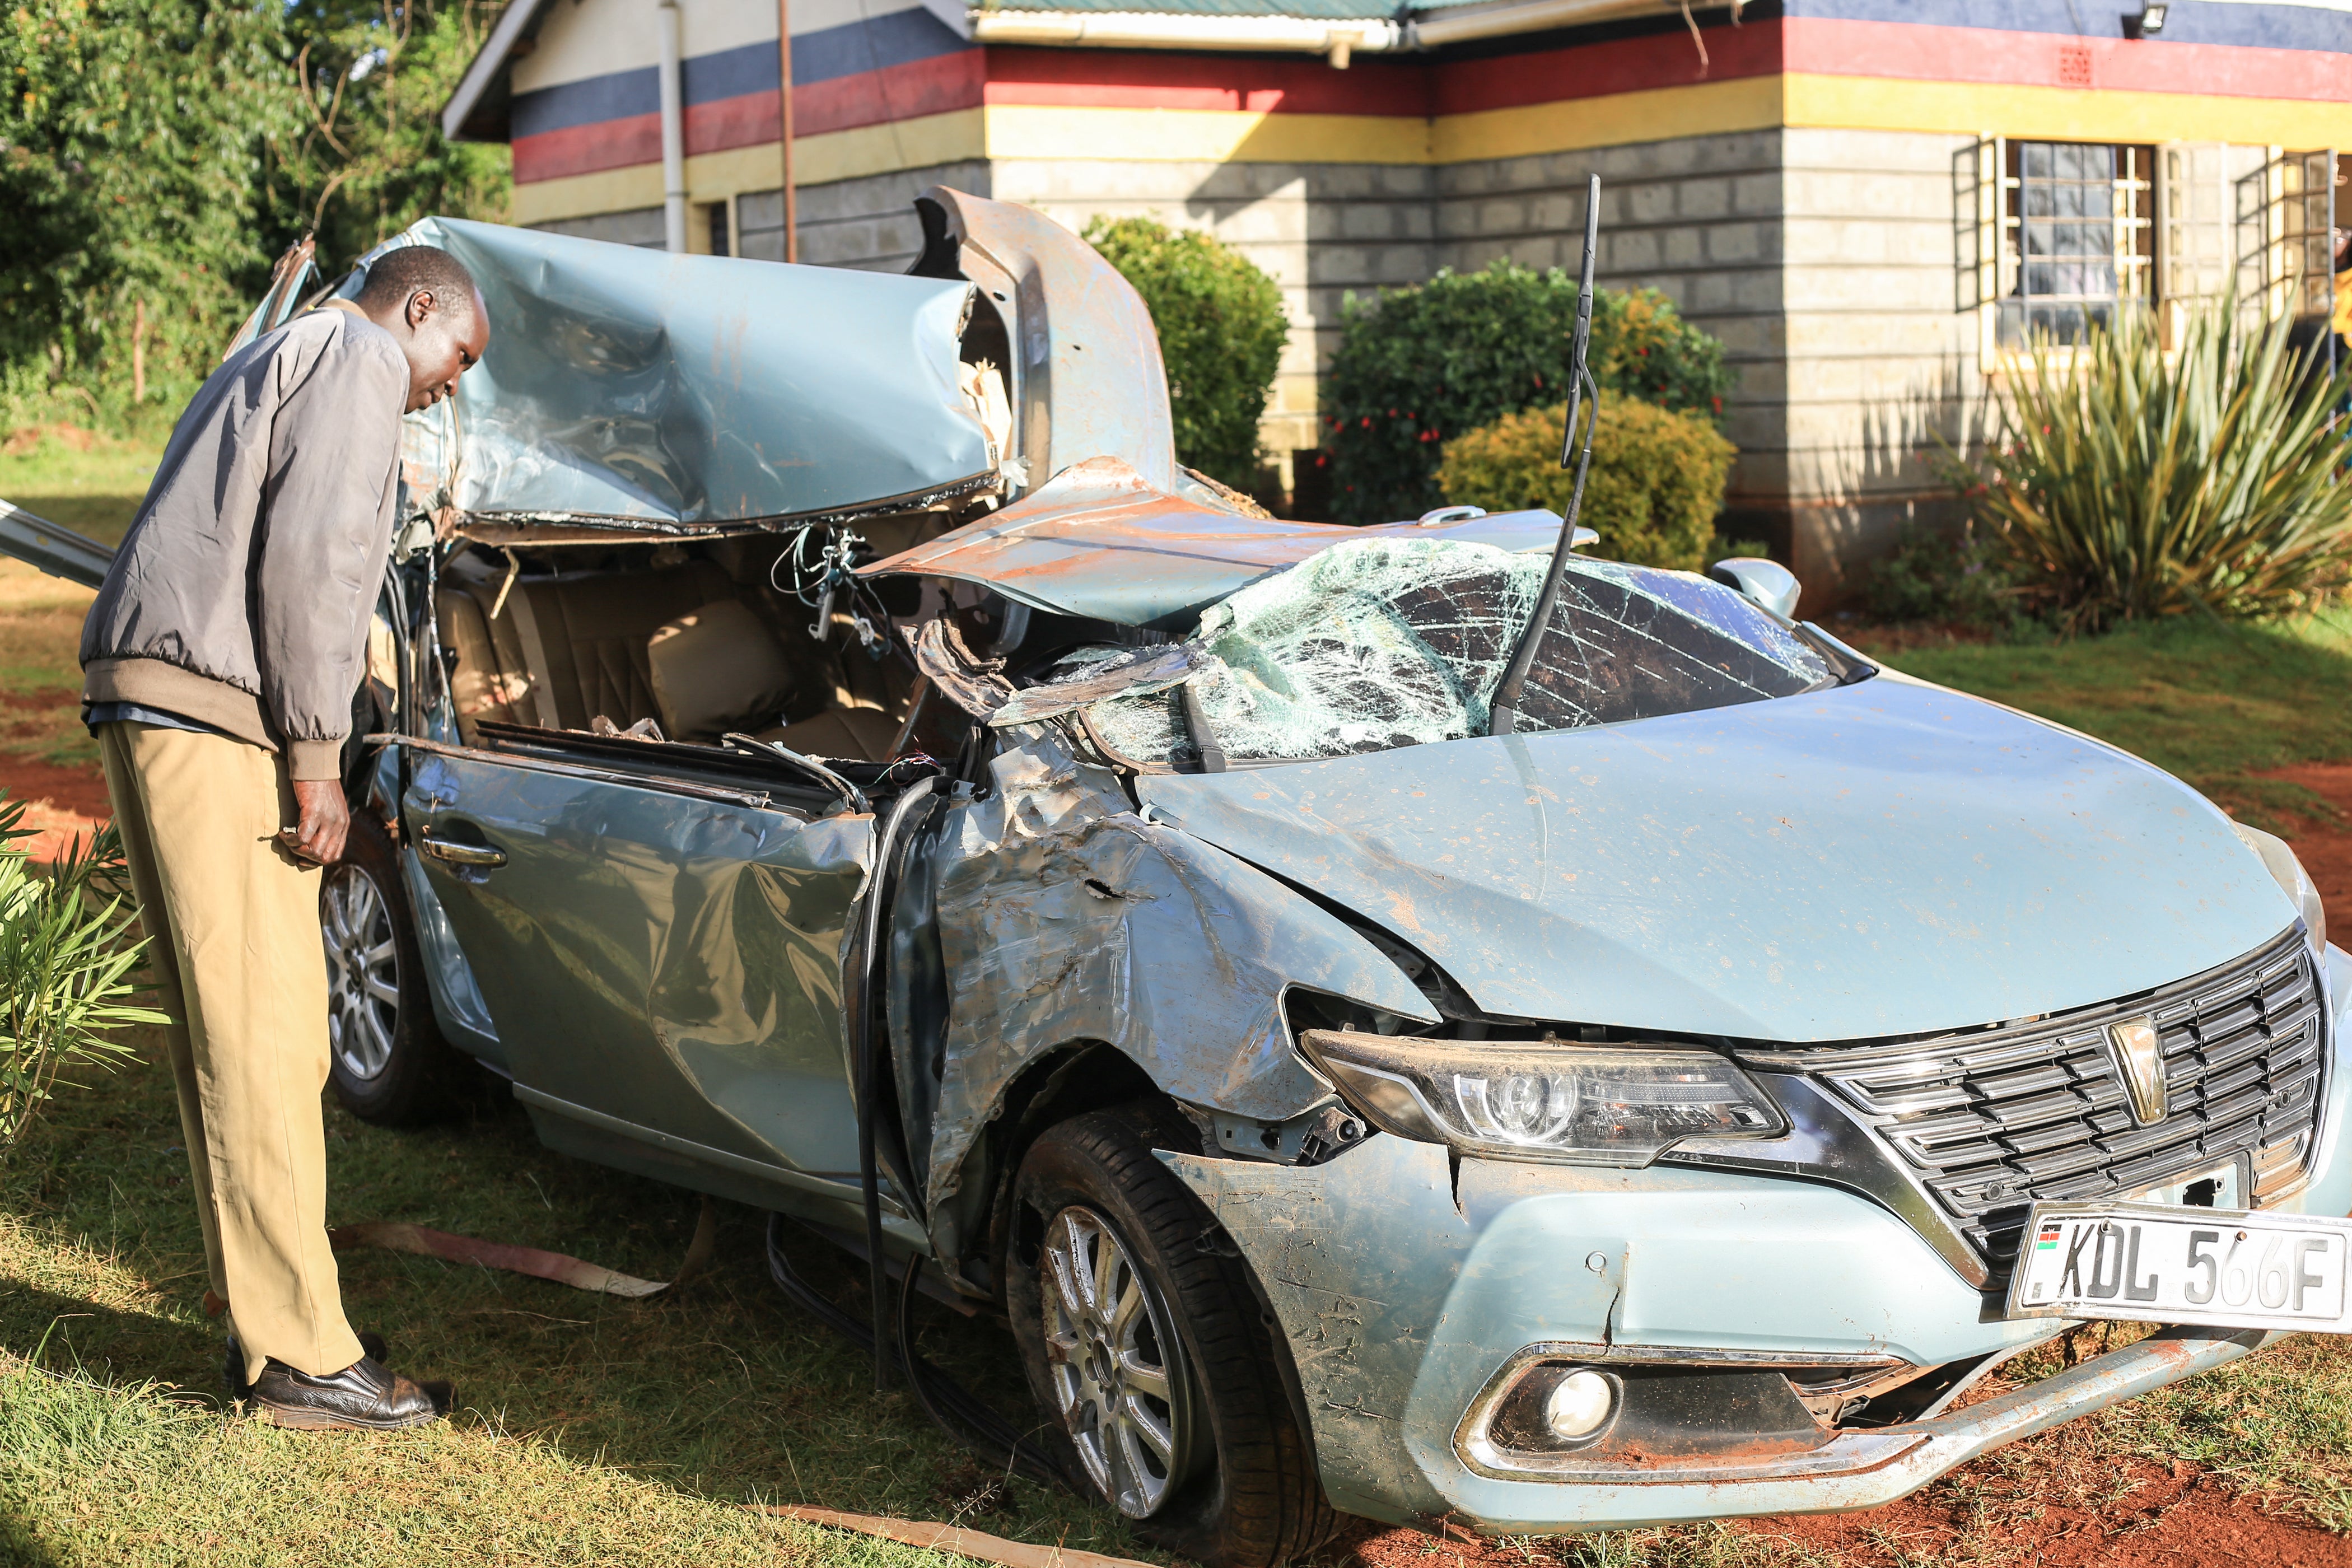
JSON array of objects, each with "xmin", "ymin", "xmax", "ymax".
[{"xmin": 738, "ymin": 160, "xmax": 993, "ymax": 269}]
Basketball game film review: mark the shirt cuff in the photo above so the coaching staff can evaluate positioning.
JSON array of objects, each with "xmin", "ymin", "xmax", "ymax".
[{"xmin": 287, "ymin": 739, "xmax": 345, "ymax": 781}]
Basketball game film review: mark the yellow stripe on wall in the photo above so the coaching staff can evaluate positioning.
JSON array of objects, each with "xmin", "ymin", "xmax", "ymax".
[
  {"xmin": 510, "ymin": 113, "xmax": 985, "ymax": 224},
  {"xmin": 981, "ymin": 104, "xmax": 1432, "ymax": 165},
  {"xmin": 797, "ymin": 109, "xmax": 986, "ymax": 185},
  {"xmin": 1432, "ymin": 77, "xmax": 1783, "ymax": 164},
  {"xmin": 1783, "ymin": 74, "xmax": 2352, "ymax": 146}
]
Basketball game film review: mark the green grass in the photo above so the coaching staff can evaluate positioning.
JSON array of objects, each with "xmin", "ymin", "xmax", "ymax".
[
  {"xmin": 0, "ymin": 428, "xmax": 158, "ymax": 549},
  {"xmin": 1858, "ymin": 610, "xmax": 2352, "ymax": 834},
  {"xmin": 0, "ymin": 1035, "xmax": 1152, "ymax": 1566}
]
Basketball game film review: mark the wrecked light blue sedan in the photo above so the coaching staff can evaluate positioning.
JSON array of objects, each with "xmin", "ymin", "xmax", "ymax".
[{"xmin": 21, "ymin": 188, "xmax": 2342, "ymax": 1567}]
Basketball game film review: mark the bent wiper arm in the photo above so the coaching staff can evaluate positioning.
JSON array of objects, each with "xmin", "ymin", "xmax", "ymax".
[{"xmin": 1489, "ymin": 172, "xmax": 1603, "ymax": 738}]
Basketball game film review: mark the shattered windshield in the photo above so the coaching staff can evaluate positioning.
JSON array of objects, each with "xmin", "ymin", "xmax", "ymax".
[{"xmin": 1073, "ymin": 538, "xmax": 1832, "ymax": 766}]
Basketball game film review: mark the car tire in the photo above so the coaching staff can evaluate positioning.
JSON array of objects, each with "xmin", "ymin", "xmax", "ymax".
[
  {"xmin": 1006, "ymin": 1108, "xmax": 1338, "ymax": 1568},
  {"xmin": 323, "ymin": 814, "xmax": 459, "ymax": 1126}
]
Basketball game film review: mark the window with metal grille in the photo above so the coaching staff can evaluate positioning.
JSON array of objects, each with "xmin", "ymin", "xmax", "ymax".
[{"xmin": 1999, "ymin": 142, "xmax": 2155, "ymax": 346}]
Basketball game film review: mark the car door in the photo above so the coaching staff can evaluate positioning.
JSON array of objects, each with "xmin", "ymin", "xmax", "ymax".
[{"xmin": 404, "ymin": 742, "xmax": 871, "ymax": 1179}]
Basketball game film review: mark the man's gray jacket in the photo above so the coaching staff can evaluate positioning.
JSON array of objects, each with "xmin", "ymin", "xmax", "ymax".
[{"xmin": 81, "ymin": 302, "xmax": 408, "ymax": 780}]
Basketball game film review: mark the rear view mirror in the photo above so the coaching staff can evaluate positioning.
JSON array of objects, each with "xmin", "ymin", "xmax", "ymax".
[{"xmin": 1709, "ymin": 558, "xmax": 1800, "ymax": 621}]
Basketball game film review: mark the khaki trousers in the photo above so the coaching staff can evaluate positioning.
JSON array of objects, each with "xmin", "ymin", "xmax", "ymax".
[{"xmin": 97, "ymin": 722, "xmax": 363, "ymax": 1384}]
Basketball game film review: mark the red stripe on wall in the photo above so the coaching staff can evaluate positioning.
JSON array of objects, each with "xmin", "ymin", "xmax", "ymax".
[
  {"xmin": 796, "ymin": 49, "xmax": 987, "ymax": 136},
  {"xmin": 1430, "ymin": 22, "xmax": 1782, "ymax": 115},
  {"xmin": 687, "ymin": 90, "xmax": 783, "ymax": 153},
  {"xmin": 980, "ymin": 45, "xmax": 1429, "ymax": 114},
  {"xmin": 514, "ymin": 112, "xmax": 662, "ymax": 183},
  {"xmin": 1781, "ymin": 17, "xmax": 2351, "ymax": 102}
]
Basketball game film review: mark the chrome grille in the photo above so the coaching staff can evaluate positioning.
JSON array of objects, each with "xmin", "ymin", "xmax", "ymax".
[{"xmin": 1780, "ymin": 930, "xmax": 2326, "ymax": 1273}]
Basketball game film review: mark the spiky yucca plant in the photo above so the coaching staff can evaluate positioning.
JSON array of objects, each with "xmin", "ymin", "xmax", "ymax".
[
  {"xmin": 0, "ymin": 799, "xmax": 164, "ymax": 1158},
  {"xmin": 1976, "ymin": 303, "xmax": 2352, "ymax": 633}
]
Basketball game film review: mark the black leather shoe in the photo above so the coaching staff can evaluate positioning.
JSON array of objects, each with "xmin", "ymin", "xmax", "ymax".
[
  {"xmin": 248, "ymin": 1354, "xmax": 449, "ymax": 1431},
  {"xmin": 225, "ymin": 1331, "xmax": 386, "ymax": 1403}
]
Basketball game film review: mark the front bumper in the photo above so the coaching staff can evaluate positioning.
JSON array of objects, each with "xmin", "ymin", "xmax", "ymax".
[{"xmin": 1155, "ymin": 946, "xmax": 2352, "ymax": 1534}]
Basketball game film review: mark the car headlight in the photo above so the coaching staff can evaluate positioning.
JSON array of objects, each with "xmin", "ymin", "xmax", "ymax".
[
  {"xmin": 1299, "ymin": 1029, "xmax": 1784, "ymax": 1166},
  {"xmin": 2234, "ymin": 822, "xmax": 2326, "ymax": 962}
]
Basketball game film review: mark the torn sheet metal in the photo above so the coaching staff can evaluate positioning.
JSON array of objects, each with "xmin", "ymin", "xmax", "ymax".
[
  {"xmin": 1087, "ymin": 538, "xmax": 1829, "ymax": 766},
  {"xmin": 861, "ymin": 456, "xmax": 1573, "ymax": 628},
  {"xmin": 361, "ymin": 218, "xmax": 995, "ymax": 535},
  {"xmin": 1137, "ymin": 676, "xmax": 2297, "ymax": 1043},
  {"xmin": 921, "ymin": 731, "xmax": 1435, "ymax": 1213},
  {"xmin": 914, "ymin": 188, "xmax": 1179, "ymax": 497},
  {"xmin": 911, "ymin": 617, "xmax": 1016, "ymax": 718},
  {"xmin": 988, "ymin": 642, "xmax": 1210, "ymax": 727}
]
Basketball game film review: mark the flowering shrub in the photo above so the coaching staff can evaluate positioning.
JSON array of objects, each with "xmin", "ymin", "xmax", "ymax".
[{"xmin": 1317, "ymin": 262, "xmax": 1732, "ymax": 525}]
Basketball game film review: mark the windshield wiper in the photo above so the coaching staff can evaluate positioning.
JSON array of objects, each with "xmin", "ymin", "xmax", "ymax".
[{"xmin": 1489, "ymin": 172, "xmax": 1602, "ymax": 738}]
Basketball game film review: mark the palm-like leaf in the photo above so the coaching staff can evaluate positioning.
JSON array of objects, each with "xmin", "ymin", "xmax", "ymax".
[
  {"xmin": 1977, "ymin": 302, "xmax": 2352, "ymax": 633},
  {"xmin": 0, "ymin": 796, "xmax": 169, "ymax": 1158}
]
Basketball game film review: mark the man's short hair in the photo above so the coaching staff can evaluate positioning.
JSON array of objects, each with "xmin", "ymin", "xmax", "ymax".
[{"xmin": 355, "ymin": 245, "xmax": 480, "ymax": 318}]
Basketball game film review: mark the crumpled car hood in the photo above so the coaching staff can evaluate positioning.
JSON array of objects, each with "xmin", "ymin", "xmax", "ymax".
[{"xmin": 1136, "ymin": 675, "xmax": 2297, "ymax": 1043}]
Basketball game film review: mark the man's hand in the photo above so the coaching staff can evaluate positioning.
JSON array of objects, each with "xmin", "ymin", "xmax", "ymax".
[{"xmin": 284, "ymin": 779, "xmax": 351, "ymax": 865}]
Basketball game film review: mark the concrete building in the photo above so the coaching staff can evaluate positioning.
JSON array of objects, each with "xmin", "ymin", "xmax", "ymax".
[{"xmin": 442, "ymin": 0, "xmax": 2350, "ymax": 598}]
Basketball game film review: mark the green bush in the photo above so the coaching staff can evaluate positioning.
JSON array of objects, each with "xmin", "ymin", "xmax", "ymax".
[
  {"xmin": 1436, "ymin": 389, "xmax": 1736, "ymax": 572},
  {"xmin": 0, "ymin": 799, "xmax": 162, "ymax": 1159},
  {"xmin": 1319, "ymin": 262, "xmax": 1733, "ymax": 526},
  {"xmin": 1969, "ymin": 301, "xmax": 2352, "ymax": 633},
  {"xmin": 1084, "ymin": 216, "xmax": 1288, "ymax": 492}
]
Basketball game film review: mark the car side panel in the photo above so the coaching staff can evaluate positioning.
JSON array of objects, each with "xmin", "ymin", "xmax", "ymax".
[{"xmin": 405, "ymin": 749, "xmax": 872, "ymax": 1174}]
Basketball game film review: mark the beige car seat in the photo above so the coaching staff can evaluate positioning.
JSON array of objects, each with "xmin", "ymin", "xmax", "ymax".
[{"xmin": 434, "ymin": 557, "xmax": 899, "ymax": 762}]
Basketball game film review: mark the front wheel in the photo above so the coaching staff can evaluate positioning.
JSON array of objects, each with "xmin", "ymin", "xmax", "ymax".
[
  {"xmin": 323, "ymin": 814, "xmax": 460, "ymax": 1125},
  {"xmin": 1006, "ymin": 1109, "xmax": 1338, "ymax": 1568}
]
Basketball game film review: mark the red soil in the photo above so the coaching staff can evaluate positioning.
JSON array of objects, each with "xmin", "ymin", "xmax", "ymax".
[
  {"xmin": 0, "ymin": 689, "xmax": 109, "ymax": 861},
  {"xmin": 1343, "ymin": 1459, "xmax": 2352, "ymax": 1568},
  {"xmin": 2251, "ymin": 762, "xmax": 2352, "ymax": 935}
]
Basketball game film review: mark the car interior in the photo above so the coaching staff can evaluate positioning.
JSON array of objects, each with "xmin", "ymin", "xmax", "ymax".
[{"xmin": 430, "ymin": 529, "xmax": 949, "ymax": 764}]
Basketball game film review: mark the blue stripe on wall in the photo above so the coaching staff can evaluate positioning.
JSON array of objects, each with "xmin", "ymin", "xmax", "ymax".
[
  {"xmin": 792, "ymin": 7, "xmax": 970, "ymax": 85},
  {"xmin": 514, "ymin": 64, "xmax": 658, "ymax": 138},
  {"xmin": 512, "ymin": 13, "xmax": 974, "ymax": 139},
  {"xmin": 1784, "ymin": 1, "xmax": 2352, "ymax": 52},
  {"xmin": 683, "ymin": 40, "xmax": 782, "ymax": 101}
]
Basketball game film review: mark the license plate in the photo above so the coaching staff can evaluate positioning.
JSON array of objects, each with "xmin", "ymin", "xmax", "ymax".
[{"xmin": 2005, "ymin": 1201, "xmax": 2352, "ymax": 1331}]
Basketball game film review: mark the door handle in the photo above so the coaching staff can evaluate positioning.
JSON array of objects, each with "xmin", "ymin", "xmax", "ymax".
[{"xmin": 418, "ymin": 828, "xmax": 506, "ymax": 869}]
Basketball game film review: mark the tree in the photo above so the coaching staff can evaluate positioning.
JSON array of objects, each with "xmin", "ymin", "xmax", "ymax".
[
  {"xmin": 1, "ymin": 0, "xmax": 291, "ymax": 425},
  {"xmin": 262, "ymin": 0, "xmax": 512, "ymax": 274},
  {"xmin": 0, "ymin": 0, "xmax": 511, "ymax": 430}
]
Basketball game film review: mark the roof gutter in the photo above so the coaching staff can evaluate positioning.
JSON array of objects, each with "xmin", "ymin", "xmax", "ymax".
[{"xmin": 966, "ymin": 0, "xmax": 1736, "ymax": 64}]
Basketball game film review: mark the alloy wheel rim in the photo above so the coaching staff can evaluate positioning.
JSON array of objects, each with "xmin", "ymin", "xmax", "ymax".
[
  {"xmin": 321, "ymin": 865, "xmax": 400, "ymax": 1082},
  {"xmin": 1039, "ymin": 1206, "xmax": 1195, "ymax": 1518}
]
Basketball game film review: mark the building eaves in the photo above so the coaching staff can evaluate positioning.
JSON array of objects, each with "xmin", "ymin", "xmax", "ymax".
[{"xmin": 441, "ymin": 0, "xmax": 556, "ymax": 143}]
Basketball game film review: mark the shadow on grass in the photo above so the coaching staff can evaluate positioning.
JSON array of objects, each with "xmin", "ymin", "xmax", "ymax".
[{"xmin": 0, "ymin": 1043, "xmax": 1148, "ymax": 1558}]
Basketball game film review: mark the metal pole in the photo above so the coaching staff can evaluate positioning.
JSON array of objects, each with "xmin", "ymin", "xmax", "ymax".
[
  {"xmin": 657, "ymin": 0, "xmax": 688, "ymax": 254},
  {"xmin": 778, "ymin": 0, "xmax": 797, "ymax": 262}
]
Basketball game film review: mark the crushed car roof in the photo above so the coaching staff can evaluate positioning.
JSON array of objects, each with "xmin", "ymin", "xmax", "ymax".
[
  {"xmin": 367, "ymin": 218, "xmax": 996, "ymax": 539},
  {"xmin": 862, "ymin": 456, "xmax": 1574, "ymax": 627}
]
